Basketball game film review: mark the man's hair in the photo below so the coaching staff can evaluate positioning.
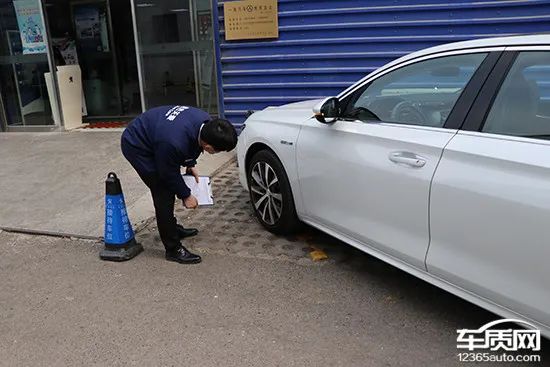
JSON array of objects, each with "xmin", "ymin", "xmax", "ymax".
[{"xmin": 200, "ymin": 118, "xmax": 238, "ymax": 152}]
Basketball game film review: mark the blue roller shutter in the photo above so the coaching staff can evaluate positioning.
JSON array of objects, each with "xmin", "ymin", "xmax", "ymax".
[{"xmin": 215, "ymin": 0, "xmax": 550, "ymax": 127}]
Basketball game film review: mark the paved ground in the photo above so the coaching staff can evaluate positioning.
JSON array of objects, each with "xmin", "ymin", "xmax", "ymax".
[
  {"xmin": 0, "ymin": 131, "xmax": 234, "ymax": 238},
  {"xmin": 139, "ymin": 162, "xmax": 365, "ymax": 266},
  {"xmin": 2, "ymin": 162, "xmax": 546, "ymax": 366}
]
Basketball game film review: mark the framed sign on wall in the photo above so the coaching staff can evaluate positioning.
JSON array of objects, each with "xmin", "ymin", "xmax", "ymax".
[{"xmin": 224, "ymin": 0, "xmax": 278, "ymax": 41}]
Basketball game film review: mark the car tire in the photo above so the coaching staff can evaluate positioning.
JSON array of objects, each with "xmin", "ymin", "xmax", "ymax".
[{"xmin": 247, "ymin": 150, "xmax": 301, "ymax": 234}]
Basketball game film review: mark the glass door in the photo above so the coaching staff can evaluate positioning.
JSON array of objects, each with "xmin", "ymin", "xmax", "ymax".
[
  {"xmin": 71, "ymin": 0, "xmax": 121, "ymax": 117},
  {"xmin": 131, "ymin": 0, "xmax": 218, "ymax": 114},
  {"xmin": 0, "ymin": 0, "xmax": 56, "ymax": 128}
]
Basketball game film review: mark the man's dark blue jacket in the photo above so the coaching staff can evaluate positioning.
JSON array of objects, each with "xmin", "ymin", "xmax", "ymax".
[{"xmin": 121, "ymin": 105, "xmax": 210, "ymax": 199}]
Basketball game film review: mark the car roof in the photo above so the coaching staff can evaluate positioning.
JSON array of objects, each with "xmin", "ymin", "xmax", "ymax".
[
  {"xmin": 338, "ymin": 34, "xmax": 550, "ymax": 98},
  {"xmin": 389, "ymin": 34, "xmax": 550, "ymax": 68},
  {"xmin": 415, "ymin": 34, "xmax": 548, "ymax": 55}
]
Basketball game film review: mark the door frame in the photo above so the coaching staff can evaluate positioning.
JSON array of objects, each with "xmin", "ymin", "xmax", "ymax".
[
  {"xmin": 129, "ymin": 0, "xmax": 145, "ymax": 113},
  {"xmin": 3, "ymin": 0, "xmax": 63, "ymax": 131},
  {"xmin": 0, "ymin": 80, "xmax": 7, "ymax": 131}
]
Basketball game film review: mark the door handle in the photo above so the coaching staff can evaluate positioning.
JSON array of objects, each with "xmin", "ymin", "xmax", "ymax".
[{"xmin": 389, "ymin": 152, "xmax": 426, "ymax": 168}]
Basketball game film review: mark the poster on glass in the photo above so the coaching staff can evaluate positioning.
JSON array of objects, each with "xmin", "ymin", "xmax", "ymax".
[{"xmin": 13, "ymin": 0, "xmax": 47, "ymax": 55}]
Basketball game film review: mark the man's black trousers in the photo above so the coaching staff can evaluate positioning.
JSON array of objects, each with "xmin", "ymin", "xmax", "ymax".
[{"xmin": 121, "ymin": 136, "xmax": 181, "ymax": 252}]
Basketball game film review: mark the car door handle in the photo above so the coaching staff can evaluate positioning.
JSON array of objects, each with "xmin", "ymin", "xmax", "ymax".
[{"xmin": 389, "ymin": 152, "xmax": 426, "ymax": 168}]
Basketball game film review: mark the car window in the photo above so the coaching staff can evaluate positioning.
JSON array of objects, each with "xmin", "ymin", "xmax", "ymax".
[
  {"xmin": 482, "ymin": 51, "xmax": 550, "ymax": 139},
  {"xmin": 343, "ymin": 53, "xmax": 488, "ymax": 127}
]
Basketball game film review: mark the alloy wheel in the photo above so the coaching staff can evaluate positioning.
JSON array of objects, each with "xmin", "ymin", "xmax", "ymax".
[{"xmin": 249, "ymin": 161, "xmax": 283, "ymax": 225}]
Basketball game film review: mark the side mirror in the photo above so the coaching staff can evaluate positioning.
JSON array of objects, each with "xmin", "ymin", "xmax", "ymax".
[{"xmin": 313, "ymin": 97, "xmax": 340, "ymax": 124}]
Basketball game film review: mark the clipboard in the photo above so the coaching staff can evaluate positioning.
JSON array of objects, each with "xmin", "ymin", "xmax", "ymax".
[{"xmin": 182, "ymin": 175, "xmax": 214, "ymax": 206}]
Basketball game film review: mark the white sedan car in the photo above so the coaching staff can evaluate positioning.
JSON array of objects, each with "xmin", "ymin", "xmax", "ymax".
[{"xmin": 236, "ymin": 35, "xmax": 550, "ymax": 337}]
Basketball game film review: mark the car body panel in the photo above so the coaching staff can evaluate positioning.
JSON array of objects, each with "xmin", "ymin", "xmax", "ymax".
[
  {"xmin": 296, "ymin": 120, "xmax": 456, "ymax": 269},
  {"xmin": 236, "ymin": 107, "xmax": 311, "ymax": 215},
  {"xmin": 427, "ymin": 131, "xmax": 550, "ymax": 334}
]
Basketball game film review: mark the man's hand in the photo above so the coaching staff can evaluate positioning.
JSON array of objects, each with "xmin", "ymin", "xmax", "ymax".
[
  {"xmin": 186, "ymin": 166, "xmax": 200, "ymax": 183},
  {"xmin": 183, "ymin": 195, "xmax": 198, "ymax": 209}
]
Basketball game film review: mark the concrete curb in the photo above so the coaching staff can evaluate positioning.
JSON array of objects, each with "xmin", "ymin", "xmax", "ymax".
[
  {"xmin": 208, "ymin": 154, "xmax": 238, "ymax": 178},
  {"xmin": 0, "ymin": 227, "xmax": 100, "ymax": 241},
  {"xmin": 76, "ymin": 128, "xmax": 126, "ymax": 132}
]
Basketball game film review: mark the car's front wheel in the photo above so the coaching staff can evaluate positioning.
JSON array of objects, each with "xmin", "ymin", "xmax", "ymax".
[{"xmin": 247, "ymin": 150, "xmax": 300, "ymax": 234}]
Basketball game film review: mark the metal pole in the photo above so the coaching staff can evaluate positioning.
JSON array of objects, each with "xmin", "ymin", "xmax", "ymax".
[
  {"xmin": 129, "ymin": 0, "xmax": 146, "ymax": 112},
  {"xmin": 6, "ymin": 31, "xmax": 25, "ymax": 125},
  {"xmin": 40, "ymin": 0, "xmax": 65, "ymax": 129},
  {"xmin": 211, "ymin": 0, "xmax": 224, "ymax": 118},
  {"xmin": 190, "ymin": 0, "xmax": 201, "ymax": 108},
  {"xmin": 105, "ymin": 0, "xmax": 123, "ymax": 115},
  {"xmin": 0, "ymin": 81, "xmax": 7, "ymax": 131}
]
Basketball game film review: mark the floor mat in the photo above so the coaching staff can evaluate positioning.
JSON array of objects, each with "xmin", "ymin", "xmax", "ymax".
[{"xmin": 82, "ymin": 121, "xmax": 128, "ymax": 129}]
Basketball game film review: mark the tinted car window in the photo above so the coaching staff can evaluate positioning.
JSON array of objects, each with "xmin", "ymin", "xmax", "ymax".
[
  {"xmin": 343, "ymin": 53, "xmax": 487, "ymax": 127},
  {"xmin": 483, "ymin": 51, "xmax": 550, "ymax": 139}
]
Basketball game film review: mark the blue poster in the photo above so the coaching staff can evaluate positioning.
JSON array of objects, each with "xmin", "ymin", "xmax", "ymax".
[{"xmin": 13, "ymin": 0, "xmax": 47, "ymax": 54}]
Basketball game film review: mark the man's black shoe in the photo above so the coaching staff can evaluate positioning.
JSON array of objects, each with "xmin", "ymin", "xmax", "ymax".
[
  {"xmin": 165, "ymin": 246, "xmax": 202, "ymax": 264},
  {"xmin": 176, "ymin": 224, "xmax": 199, "ymax": 239}
]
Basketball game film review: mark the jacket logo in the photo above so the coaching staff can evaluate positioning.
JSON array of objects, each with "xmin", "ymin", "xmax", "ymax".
[{"xmin": 165, "ymin": 106, "xmax": 189, "ymax": 121}]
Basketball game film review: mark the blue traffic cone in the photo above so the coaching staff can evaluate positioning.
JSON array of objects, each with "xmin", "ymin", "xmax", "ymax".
[{"xmin": 100, "ymin": 172, "xmax": 143, "ymax": 261}]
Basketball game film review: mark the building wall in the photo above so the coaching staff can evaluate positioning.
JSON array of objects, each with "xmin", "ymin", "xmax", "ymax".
[{"xmin": 215, "ymin": 0, "xmax": 550, "ymax": 127}]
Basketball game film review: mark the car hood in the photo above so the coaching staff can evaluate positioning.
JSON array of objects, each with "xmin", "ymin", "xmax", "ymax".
[
  {"xmin": 248, "ymin": 98, "xmax": 323, "ymax": 126},
  {"xmin": 276, "ymin": 98, "xmax": 324, "ymax": 110}
]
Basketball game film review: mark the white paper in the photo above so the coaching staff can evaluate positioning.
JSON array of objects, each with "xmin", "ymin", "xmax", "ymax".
[{"xmin": 182, "ymin": 176, "xmax": 213, "ymax": 206}]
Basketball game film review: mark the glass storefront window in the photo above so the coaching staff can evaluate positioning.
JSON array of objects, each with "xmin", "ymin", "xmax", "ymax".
[
  {"xmin": 133, "ymin": 0, "xmax": 218, "ymax": 114},
  {"xmin": 45, "ymin": 0, "xmax": 142, "ymax": 119},
  {"xmin": 0, "ymin": 0, "xmax": 55, "ymax": 128},
  {"xmin": 0, "ymin": 0, "xmax": 218, "ymax": 130}
]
